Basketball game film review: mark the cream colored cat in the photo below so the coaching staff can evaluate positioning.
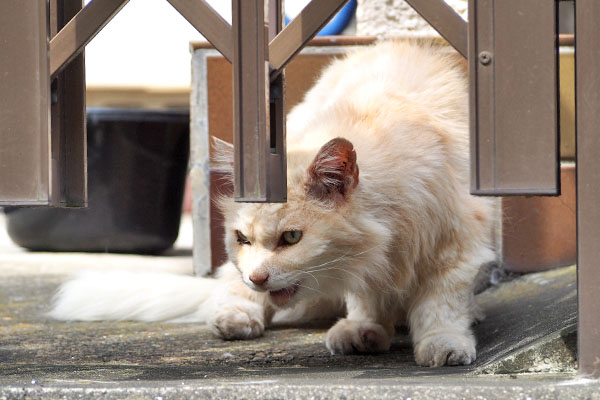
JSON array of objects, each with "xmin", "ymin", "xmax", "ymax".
[{"xmin": 50, "ymin": 41, "xmax": 496, "ymax": 367}]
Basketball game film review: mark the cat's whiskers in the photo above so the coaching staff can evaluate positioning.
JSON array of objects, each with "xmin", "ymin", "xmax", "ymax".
[
  {"xmin": 295, "ymin": 283, "xmax": 326, "ymax": 296},
  {"xmin": 278, "ymin": 246, "xmax": 385, "ymax": 295},
  {"xmin": 318, "ymin": 274, "xmax": 344, "ymax": 281},
  {"xmin": 305, "ymin": 251, "xmax": 353, "ymax": 271},
  {"xmin": 316, "ymin": 266, "xmax": 369, "ymax": 288},
  {"xmin": 292, "ymin": 270, "xmax": 320, "ymax": 287},
  {"xmin": 309, "ymin": 264, "xmax": 394, "ymax": 295},
  {"xmin": 303, "ymin": 243, "xmax": 399, "ymax": 293},
  {"xmin": 305, "ymin": 244, "xmax": 384, "ymax": 273}
]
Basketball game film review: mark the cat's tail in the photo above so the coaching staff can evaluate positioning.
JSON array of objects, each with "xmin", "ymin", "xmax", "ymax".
[{"xmin": 48, "ymin": 270, "xmax": 220, "ymax": 323}]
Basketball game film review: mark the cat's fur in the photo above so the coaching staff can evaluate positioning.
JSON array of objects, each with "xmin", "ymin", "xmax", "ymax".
[{"xmin": 49, "ymin": 41, "xmax": 496, "ymax": 367}]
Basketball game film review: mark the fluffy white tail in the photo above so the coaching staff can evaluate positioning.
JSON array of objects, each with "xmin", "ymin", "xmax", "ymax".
[{"xmin": 48, "ymin": 270, "xmax": 220, "ymax": 323}]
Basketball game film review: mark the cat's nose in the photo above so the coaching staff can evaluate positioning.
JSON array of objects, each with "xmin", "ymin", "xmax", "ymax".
[{"xmin": 249, "ymin": 270, "xmax": 269, "ymax": 287}]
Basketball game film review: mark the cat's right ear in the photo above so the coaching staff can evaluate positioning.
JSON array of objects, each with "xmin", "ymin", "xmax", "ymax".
[
  {"xmin": 211, "ymin": 137, "xmax": 234, "ymax": 176},
  {"xmin": 306, "ymin": 137, "xmax": 359, "ymax": 204}
]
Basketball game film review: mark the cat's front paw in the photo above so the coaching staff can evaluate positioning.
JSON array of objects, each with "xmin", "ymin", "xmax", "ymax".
[
  {"xmin": 414, "ymin": 332, "xmax": 476, "ymax": 367},
  {"xmin": 209, "ymin": 302, "xmax": 264, "ymax": 340},
  {"xmin": 326, "ymin": 319, "xmax": 391, "ymax": 355}
]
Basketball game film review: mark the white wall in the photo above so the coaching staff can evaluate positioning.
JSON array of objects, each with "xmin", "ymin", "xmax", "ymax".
[
  {"xmin": 84, "ymin": 0, "xmax": 466, "ymax": 88},
  {"xmin": 84, "ymin": 0, "xmax": 313, "ymax": 88},
  {"xmin": 85, "ymin": 0, "xmax": 207, "ymax": 88}
]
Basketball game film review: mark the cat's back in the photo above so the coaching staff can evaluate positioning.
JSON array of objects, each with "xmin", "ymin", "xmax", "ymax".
[
  {"xmin": 287, "ymin": 41, "xmax": 468, "ymax": 153},
  {"xmin": 317, "ymin": 40, "xmax": 465, "ymax": 106}
]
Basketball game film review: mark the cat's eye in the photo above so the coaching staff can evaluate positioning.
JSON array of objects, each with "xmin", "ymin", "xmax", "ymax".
[
  {"xmin": 236, "ymin": 230, "xmax": 251, "ymax": 245},
  {"xmin": 281, "ymin": 230, "xmax": 303, "ymax": 245}
]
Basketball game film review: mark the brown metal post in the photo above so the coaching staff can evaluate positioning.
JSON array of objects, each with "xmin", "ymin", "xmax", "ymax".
[
  {"xmin": 268, "ymin": 0, "xmax": 286, "ymax": 202},
  {"xmin": 232, "ymin": 0, "xmax": 286, "ymax": 202},
  {"xmin": 575, "ymin": 0, "xmax": 600, "ymax": 378},
  {"xmin": 0, "ymin": 0, "xmax": 52, "ymax": 206},
  {"xmin": 50, "ymin": 0, "xmax": 88, "ymax": 207},
  {"xmin": 469, "ymin": 0, "xmax": 560, "ymax": 196}
]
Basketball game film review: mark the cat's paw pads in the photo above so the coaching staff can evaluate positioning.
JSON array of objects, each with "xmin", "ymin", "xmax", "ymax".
[
  {"xmin": 209, "ymin": 303, "xmax": 264, "ymax": 340},
  {"xmin": 325, "ymin": 319, "xmax": 391, "ymax": 355},
  {"xmin": 414, "ymin": 332, "xmax": 476, "ymax": 367}
]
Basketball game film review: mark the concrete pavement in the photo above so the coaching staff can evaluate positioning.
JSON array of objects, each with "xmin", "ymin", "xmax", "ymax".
[{"xmin": 1, "ymin": 213, "xmax": 598, "ymax": 399}]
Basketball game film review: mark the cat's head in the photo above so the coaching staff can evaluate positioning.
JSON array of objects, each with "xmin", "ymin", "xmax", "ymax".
[{"xmin": 214, "ymin": 137, "xmax": 366, "ymax": 308}]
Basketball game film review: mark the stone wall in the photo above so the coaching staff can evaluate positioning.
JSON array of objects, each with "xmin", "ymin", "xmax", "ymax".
[{"xmin": 356, "ymin": 0, "xmax": 467, "ymax": 38}]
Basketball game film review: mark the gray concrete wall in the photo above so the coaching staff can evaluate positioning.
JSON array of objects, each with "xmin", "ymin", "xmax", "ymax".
[{"xmin": 357, "ymin": 0, "xmax": 467, "ymax": 38}]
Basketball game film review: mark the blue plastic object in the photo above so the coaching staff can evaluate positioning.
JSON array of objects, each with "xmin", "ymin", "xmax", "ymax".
[{"xmin": 284, "ymin": 0, "xmax": 357, "ymax": 36}]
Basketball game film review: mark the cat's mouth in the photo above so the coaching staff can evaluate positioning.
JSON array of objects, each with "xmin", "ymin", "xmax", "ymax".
[{"xmin": 268, "ymin": 283, "xmax": 299, "ymax": 307}]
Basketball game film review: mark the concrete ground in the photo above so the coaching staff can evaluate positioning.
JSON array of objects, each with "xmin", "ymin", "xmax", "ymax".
[{"xmin": 0, "ymin": 213, "xmax": 598, "ymax": 399}]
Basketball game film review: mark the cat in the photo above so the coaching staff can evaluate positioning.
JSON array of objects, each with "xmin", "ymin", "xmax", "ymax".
[{"xmin": 49, "ymin": 41, "xmax": 497, "ymax": 367}]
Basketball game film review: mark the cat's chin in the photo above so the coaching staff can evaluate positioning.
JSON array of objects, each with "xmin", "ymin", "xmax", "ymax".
[{"xmin": 268, "ymin": 283, "xmax": 300, "ymax": 308}]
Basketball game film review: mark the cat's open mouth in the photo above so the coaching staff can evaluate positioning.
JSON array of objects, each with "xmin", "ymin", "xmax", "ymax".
[{"xmin": 268, "ymin": 283, "xmax": 299, "ymax": 307}]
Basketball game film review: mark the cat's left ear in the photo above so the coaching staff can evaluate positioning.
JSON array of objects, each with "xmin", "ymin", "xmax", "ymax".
[{"xmin": 306, "ymin": 137, "xmax": 359, "ymax": 203}]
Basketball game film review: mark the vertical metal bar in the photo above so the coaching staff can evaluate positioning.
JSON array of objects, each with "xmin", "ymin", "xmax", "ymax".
[
  {"xmin": 469, "ymin": 0, "xmax": 560, "ymax": 196},
  {"xmin": 232, "ymin": 0, "xmax": 286, "ymax": 202},
  {"xmin": 575, "ymin": 0, "xmax": 600, "ymax": 378},
  {"xmin": 267, "ymin": 0, "xmax": 287, "ymax": 201},
  {"xmin": 50, "ymin": 0, "xmax": 87, "ymax": 207},
  {"xmin": 469, "ymin": 0, "xmax": 494, "ymax": 194},
  {"xmin": 268, "ymin": 0, "xmax": 283, "ymax": 40},
  {"xmin": 0, "ymin": 0, "xmax": 51, "ymax": 206},
  {"xmin": 232, "ymin": 0, "xmax": 267, "ymax": 201}
]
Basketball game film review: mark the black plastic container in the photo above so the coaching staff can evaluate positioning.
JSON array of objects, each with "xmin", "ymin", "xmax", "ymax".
[{"xmin": 5, "ymin": 108, "xmax": 190, "ymax": 254}]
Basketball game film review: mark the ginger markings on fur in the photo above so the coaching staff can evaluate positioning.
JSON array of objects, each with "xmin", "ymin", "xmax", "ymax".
[{"xmin": 50, "ymin": 41, "xmax": 497, "ymax": 368}]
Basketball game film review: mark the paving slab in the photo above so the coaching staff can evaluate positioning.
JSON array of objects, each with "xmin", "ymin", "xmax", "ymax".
[{"xmin": 0, "ymin": 214, "xmax": 598, "ymax": 399}]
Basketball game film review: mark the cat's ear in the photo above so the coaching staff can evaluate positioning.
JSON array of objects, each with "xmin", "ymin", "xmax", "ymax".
[
  {"xmin": 306, "ymin": 137, "xmax": 359, "ymax": 203},
  {"xmin": 211, "ymin": 137, "xmax": 234, "ymax": 175}
]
